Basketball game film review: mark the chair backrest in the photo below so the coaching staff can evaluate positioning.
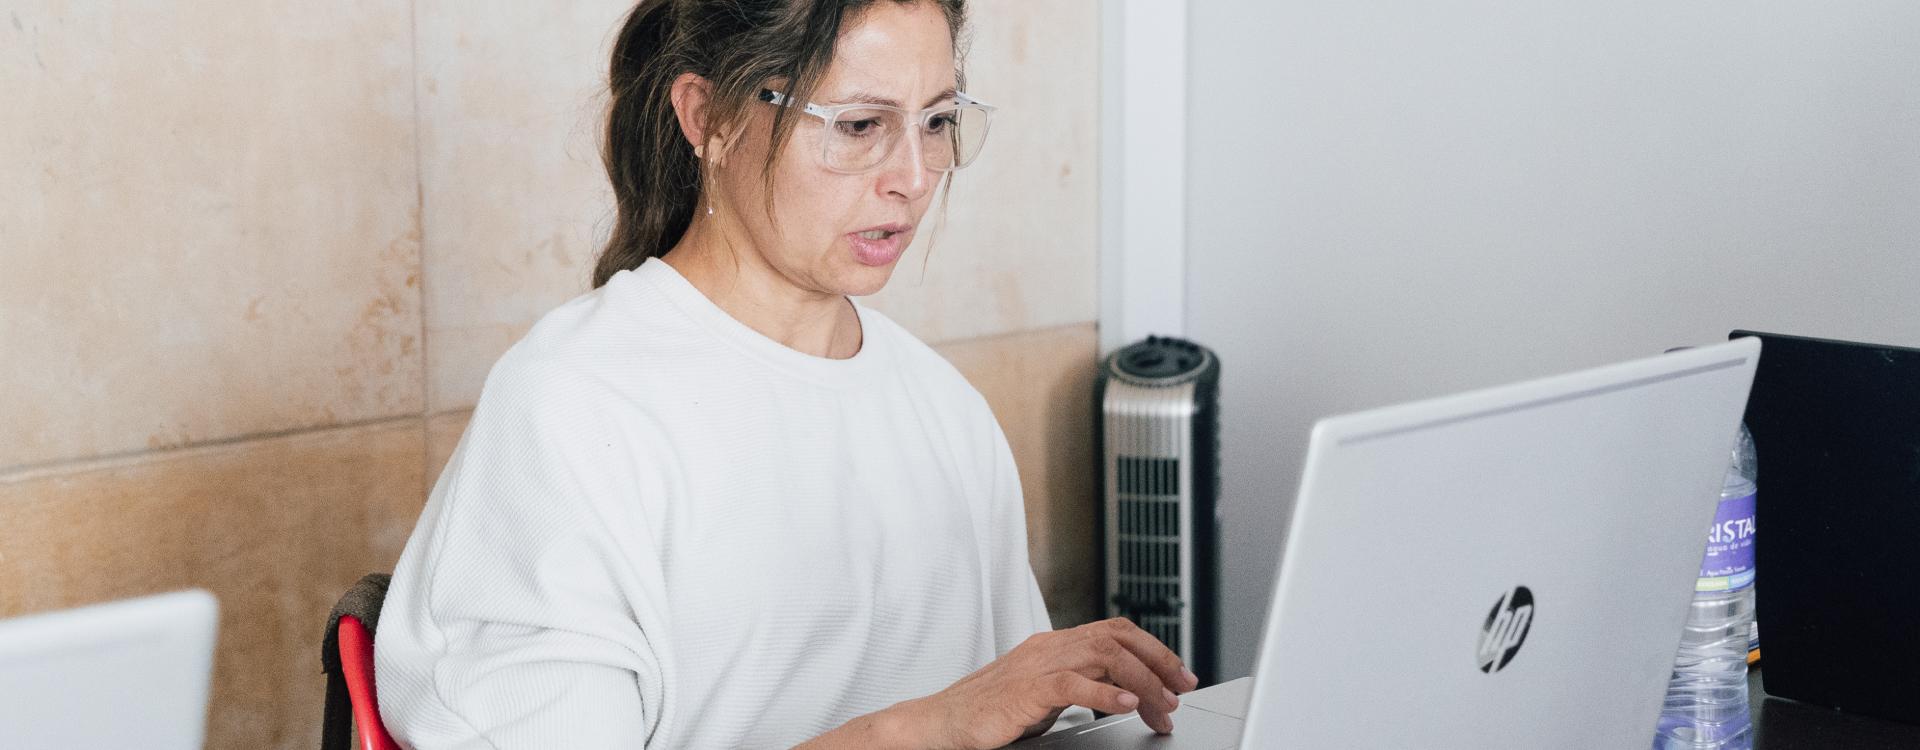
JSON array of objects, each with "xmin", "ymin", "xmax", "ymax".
[
  {"xmin": 336, "ymin": 614, "xmax": 399, "ymax": 750},
  {"xmin": 322, "ymin": 573, "xmax": 397, "ymax": 750}
]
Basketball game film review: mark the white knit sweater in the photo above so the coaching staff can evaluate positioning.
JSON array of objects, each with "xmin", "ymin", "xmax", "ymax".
[{"xmin": 375, "ymin": 258, "xmax": 1073, "ymax": 748}]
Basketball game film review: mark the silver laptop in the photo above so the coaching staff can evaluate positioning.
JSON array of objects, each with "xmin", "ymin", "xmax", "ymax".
[
  {"xmin": 1022, "ymin": 338, "xmax": 1759, "ymax": 748},
  {"xmin": 0, "ymin": 589, "xmax": 220, "ymax": 750}
]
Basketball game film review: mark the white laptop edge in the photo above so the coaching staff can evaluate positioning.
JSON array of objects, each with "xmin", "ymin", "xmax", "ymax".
[{"xmin": 1242, "ymin": 337, "xmax": 1761, "ymax": 742}]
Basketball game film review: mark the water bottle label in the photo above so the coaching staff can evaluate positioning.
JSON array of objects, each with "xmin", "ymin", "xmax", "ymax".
[{"xmin": 1697, "ymin": 491, "xmax": 1757, "ymax": 591}]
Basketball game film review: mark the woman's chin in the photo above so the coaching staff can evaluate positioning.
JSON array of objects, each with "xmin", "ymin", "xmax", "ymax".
[{"xmin": 838, "ymin": 262, "xmax": 899, "ymax": 297}]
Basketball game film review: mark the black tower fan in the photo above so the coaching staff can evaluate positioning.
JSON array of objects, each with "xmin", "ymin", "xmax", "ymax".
[{"xmin": 1096, "ymin": 335, "xmax": 1222, "ymax": 686}]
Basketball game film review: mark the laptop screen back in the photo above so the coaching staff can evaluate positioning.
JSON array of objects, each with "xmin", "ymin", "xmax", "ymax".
[
  {"xmin": 1242, "ymin": 340, "xmax": 1759, "ymax": 748},
  {"xmin": 0, "ymin": 589, "xmax": 219, "ymax": 750},
  {"xmin": 1731, "ymin": 330, "xmax": 1920, "ymax": 724}
]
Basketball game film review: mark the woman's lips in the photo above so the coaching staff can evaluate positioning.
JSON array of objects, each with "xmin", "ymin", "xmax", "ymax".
[{"xmin": 847, "ymin": 224, "xmax": 912, "ymax": 267}]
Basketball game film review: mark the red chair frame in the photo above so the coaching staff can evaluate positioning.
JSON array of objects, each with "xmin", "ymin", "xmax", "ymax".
[{"xmin": 335, "ymin": 614, "xmax": 401, "ymax": 750}]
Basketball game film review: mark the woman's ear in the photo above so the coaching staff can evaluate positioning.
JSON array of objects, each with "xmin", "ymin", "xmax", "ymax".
[
  {"xmin": 671, "ymin": 72, "xmax": 746, "ymax": 168},
  {"xmin": 669, "ymin": 72, "xmax": 717, "ymax": 160}
]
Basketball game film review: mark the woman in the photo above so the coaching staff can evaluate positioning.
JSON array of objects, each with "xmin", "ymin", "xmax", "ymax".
[{"xmin": 374, "ymin": 1, "xmax": 1195, "ymax": 747}]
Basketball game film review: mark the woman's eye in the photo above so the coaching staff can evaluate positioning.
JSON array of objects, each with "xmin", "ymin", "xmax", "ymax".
[
  {"xmin": 926, "ymin": 114, "xmax": 958, "ymax": 133},
  {"xmin": 835, "ymin": 118, "xmax": 883, "ymax": 137}
]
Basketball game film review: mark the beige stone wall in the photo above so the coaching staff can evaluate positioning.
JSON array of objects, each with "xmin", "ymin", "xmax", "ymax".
[{"xmin": 1, "ymin": 1, "xmax": 1100, "ymax": 747}]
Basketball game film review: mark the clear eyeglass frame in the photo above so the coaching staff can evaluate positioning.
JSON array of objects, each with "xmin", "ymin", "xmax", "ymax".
[{"xmin": 758, "ymin": 88, "xmax": 996, "ymax": 175}]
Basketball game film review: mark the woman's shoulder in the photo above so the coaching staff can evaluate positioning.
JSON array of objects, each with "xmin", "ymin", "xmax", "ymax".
[
  {"xmin": 477, "ymin": 272, "xmax": 696, "ymax": 408},
  {"xmin": 858, "ymin": 305, "xmax": 999, "ymax": 422}
]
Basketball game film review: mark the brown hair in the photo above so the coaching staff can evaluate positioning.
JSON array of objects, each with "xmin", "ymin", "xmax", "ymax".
[{"xmin": 591, "ymin": 0, "xmax": 968, "ymax": 288}]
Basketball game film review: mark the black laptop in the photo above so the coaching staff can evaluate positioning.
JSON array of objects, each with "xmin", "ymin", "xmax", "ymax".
[{"xmin": 1731, "ymin": 330, "xmax": 1920, "ymax": 725}]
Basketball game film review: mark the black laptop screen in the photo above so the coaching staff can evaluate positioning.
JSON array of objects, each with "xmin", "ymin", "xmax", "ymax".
[{"xmin": 1730, "ymin": 330, "xmax": 1920, "ymax": 725}]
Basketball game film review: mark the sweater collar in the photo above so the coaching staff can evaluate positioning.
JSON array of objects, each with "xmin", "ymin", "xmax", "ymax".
[{"xmin": 626, "ymin": 257, "xmax": 889, "ymax": 387}]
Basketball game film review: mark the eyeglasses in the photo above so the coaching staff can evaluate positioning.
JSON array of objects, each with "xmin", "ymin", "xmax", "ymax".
[{"xmin": 758, "ymin": 88, "xmax": 995, "ymax": 174}]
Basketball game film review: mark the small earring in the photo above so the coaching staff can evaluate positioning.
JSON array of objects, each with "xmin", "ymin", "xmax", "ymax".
[
  {"xmin": 706, "ymin": 205, "xmax": 714, "ymax": 216},
  {"xmin": 694, "ymin": 144, "xmax": 705, "ymax": 159}
]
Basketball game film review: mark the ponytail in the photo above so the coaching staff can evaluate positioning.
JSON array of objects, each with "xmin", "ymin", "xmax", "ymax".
[{"xmin": 593, "ymin": 0, "xmax": 697, "ymax": 288}]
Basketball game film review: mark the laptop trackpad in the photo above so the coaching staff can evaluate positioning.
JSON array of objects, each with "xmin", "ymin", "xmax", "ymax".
[
  {"xmin": 1179, "ymin": 678, "xmax": 1251, "ymax": 719},
  {"xmin": 1017, "ymin": 706, "xmax": 1245, "ymax": 749}
]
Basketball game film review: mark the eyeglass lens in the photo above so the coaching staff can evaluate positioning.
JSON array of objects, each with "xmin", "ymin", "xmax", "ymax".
[{"xmin": 823, "ymin": 106, "xmax": 989, "ymax": 173}]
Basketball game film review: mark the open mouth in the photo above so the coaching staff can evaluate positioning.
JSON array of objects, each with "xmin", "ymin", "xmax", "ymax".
[{"xmin": 847, "ymin": 224, "xmax": 912, "ymax": 267}]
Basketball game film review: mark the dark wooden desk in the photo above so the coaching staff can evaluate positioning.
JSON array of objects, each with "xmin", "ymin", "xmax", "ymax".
[
  {"xmin": 1750, "ymin": 667, "xmax": 1920, "ymax": 749},
  {"xmin": 1045, "ymin": 667, "xmax": 1920, "ymax": 747}
]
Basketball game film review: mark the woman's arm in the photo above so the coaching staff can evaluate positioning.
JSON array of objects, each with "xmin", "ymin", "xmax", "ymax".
[
  {"xmin": 793, "ymin": 702, "xmax": 926, "ymax": 749},
  {"xmin": 795, "ymin": 618, "xmax": 1198, "ymax": 750},
  {"xmin": 377, "ymin": 358, "xmax": 675, "ymax": 747}
]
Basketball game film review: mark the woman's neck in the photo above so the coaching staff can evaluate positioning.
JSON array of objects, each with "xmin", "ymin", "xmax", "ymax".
[{"xmin": 659, "ymin": 219, "xmax": 863, "ymax": 360}]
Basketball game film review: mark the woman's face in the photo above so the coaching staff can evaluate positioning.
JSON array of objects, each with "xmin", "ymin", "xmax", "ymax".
[{"xmin": 711, "ymin": 1, "xmax": 957, "ymax": 298}]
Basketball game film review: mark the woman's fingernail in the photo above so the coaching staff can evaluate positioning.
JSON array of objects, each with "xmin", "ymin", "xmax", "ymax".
[
  {"xmin": 1118, "ymin": 692, "xmax": 1139, "ymax": 709},
  {"xmin": 1182, "ymin": 667, "xmax": 1198, "ymax": 687},
  {"xmin": 1162, "ymin": 688, "xmax": 1178, "ymax": 707}
]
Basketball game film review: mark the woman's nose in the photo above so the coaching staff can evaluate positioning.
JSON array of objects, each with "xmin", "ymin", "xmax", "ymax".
[{"xmin": 877, "ymin": 131, "xmax": 933, "ymax": 200}]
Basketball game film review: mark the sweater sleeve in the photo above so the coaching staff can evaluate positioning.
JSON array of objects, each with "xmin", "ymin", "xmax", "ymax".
[
  {"xmin": 984, "ymin": 414, "xmax": 1100, "ymax": 732},
  {"xmin": 983, "ymin": 415, "xmax": 1053, "ymax": 651},
  {"xmin": 388, "ymin": 359, "xmax": 677, "ymax": 748}
]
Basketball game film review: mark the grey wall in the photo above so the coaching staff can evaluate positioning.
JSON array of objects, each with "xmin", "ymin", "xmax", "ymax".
[{"xmin": 1185, "ymin": 0, "xmax": 1920, "ymax": 677}]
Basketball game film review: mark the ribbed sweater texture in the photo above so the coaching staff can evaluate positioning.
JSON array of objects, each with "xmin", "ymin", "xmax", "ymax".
[{"xmin": 375, "ymin": 258, "xmax": 1069, "ymax": 748}]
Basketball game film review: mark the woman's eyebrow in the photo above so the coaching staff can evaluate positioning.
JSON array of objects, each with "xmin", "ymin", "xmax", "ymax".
[{"xmin": 826, "ymin": 88, "xmax": 960, "ymax": 108}]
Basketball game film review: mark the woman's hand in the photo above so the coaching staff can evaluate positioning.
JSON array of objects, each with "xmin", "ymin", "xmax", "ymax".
[{"xmin": 900, "ymin": 617, "xmax": 1200, "ymax": 749}]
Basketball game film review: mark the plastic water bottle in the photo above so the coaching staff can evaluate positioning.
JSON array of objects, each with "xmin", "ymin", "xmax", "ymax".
[{"xmin": 1653, "ymin": 424, "xmax": 1757, "ymax": 749}]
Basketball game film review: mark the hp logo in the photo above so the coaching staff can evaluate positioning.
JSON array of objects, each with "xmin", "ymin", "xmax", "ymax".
[{"xmin": 1477, "ymin": 586, "xmax": 1534, "ymax": 673}]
